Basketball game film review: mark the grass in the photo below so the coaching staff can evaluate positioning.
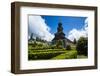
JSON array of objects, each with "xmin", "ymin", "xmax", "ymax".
[
  {"xmin": 51, "ymin": 53, "xmax": 67, "ymax": 59},
  {"xmin": 77, "ymin": 55, "xmax": 87, "ymax": 59},
  {"xmin": 52, "ymin": 50, "xmax": 77, "ymax": 59}
]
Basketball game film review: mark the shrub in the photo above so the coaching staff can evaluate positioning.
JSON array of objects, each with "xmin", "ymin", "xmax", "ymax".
[
  {"xmin": 28, "ymin": 51, "xmax": 65, "ymax": 60},
  {"xmin": 50, "ymin": 45, "xmax": 56, "ymax": 49},
  {"xmin": 38, "ymin": 43, "xmax": 43, "ymax": 47},
  {"xmin": 76, "ymin": 37, "xmax": 88, "ymax": 56},
  {"xmin": 32, "ymin": 41, "xmax": 37, "ymax": 47},
  {"xmin": 66, "ymin": 45, "xmax": 71, "ymax": 50}
]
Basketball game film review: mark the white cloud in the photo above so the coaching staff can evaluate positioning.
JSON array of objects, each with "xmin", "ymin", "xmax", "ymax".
[
  {"xmin": 67, "ymin": 18, "xmax": 88, "ymax": 41},
  {"xmin": 28, "ymin": 15, "xmax": 54, "ymax": 41}
]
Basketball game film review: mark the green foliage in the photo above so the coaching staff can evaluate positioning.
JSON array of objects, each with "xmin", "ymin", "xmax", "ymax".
[
  {"xmin": 36, "ymin": 37, "xmax": 46, "ymax": 42},
  {"xmin": 28, "ymin": 51, "xmax": 65, "ymax": 60},
  {"xmin": 37, "ymin": 43, "xmax": 43, "ymax": 47},
  {"xmin": 65, "ymin": 50, "xmax": 77, "ymax": 59},
  {"xmin": 28, "ymin": 49, "xmax": 66, "ymax": 54},
  {"xmin": 66, "ymin": 45, "xmax": 71, "ymax": 50},
  {"xmin": 73, "ymin": 38, "xmax": 77, "ymax": 44},
  {"xmin": 50, "ymin": 45, "xmax": 56, "ymax": 49},
  {"xmin": 56, "ymin": 40, "xmax": 63, "ymax": 49},
  {"xmin": 76, "ymin": 37, "xmax": 88, "ymax": 56},
  {"xmin": 28, "ymin": 37, "xmax": 84, "ymax": 60},
  {"xmin": 32, "ymin": 41, "xmax": 37, "ymax": 47},
  {"xmin": 52, "ymin": 50, "xmax": 77, "ymax": 59},
  {"xmin": 36, "ymin": 37, "xmax": 40, "ymax": 41},
  {"xmin": 30, "ymin": 33, "xmax": 33, "ymax": 39}
]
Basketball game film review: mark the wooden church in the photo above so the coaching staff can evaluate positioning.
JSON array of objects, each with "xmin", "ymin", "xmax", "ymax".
[{"xmin": 52, "ymin": 21, "xmax": 73, "ymax": 48}]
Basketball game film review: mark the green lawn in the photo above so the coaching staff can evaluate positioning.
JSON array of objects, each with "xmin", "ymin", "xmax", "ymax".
[{"xmin": 52, "ymin": 50, "xmax": 77, "ymax": 59}]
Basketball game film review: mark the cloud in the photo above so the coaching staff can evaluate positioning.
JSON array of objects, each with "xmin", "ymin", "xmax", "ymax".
[
  {"xmin": 28, "ymin": 15, "xmax": 54, "ymax": 41},
  {"xmin": 67, "ymin": 18, "xmax": 88, "ymax": 41}
]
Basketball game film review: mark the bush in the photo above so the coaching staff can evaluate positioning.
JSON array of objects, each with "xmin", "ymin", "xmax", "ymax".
[
  {"xmin": 66, "ymin": 45, "xmax": 71, "ymax": 50},
  {"xmin": 50, "ymin": 45, "xmax": 56, "ymax": 49},
  {"xmin": 76, "ymin": 37, "xmax": 88, "ymax": 56},
  {"xmin": 28, "ymin": 51, "xmax": 65, "ymax": 60}
]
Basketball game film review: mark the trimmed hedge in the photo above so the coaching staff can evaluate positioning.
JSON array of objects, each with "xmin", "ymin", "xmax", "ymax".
[
  {"xmin": 28, "ymin": 51, "xmax": 65, "ymax": 60},
  {"xmin": 28, "ymin": 49, "xmax": 66, "ymax": 53}
]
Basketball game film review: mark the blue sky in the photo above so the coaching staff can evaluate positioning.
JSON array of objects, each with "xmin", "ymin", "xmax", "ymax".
[{"xmin": 42, "ymin": 16, "xmax": 87, "ymax": 36}]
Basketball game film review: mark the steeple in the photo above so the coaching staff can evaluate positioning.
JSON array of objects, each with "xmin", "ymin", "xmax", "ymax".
[
  {"xmin": 52, "ymin": 17, "xmax": 65, "ymax": 41},
  {"xmin": 52, "ymin": 17, "xmax": 74, "ymax": 48},
  {"xmin": 57, "ymin": 22, "xmax": 63, "ymax": 33},
  {"xmin": 57, "ymin": 17, "xmax": 63, "ymax": 33}
]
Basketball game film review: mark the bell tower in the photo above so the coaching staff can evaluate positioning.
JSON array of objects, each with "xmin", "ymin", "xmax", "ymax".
[{"xmin": 52, "ymin": 17, "xmax": 65, "ymax": 40}]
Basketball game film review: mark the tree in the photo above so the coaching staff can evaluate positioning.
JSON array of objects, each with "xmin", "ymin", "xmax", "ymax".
[
  {"xmin": 73, "ymin": 38, "xmax": 76, "ymax": 44},
  {"xmin": 30, "ymin": 33, "xmax": 33, "ymax": 40},
  {"xmin": 76, "ymin": 37, "xmax": 88, "ymax": 56},
  {"xmin": 36, "ymin": 37, "xmax": 43, "ymax": 42}
]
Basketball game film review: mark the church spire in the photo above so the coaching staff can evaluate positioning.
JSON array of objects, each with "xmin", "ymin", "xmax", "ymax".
[{"xmin": 57, "ymin": 17, "xmax": 63, "ymax": 33}]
